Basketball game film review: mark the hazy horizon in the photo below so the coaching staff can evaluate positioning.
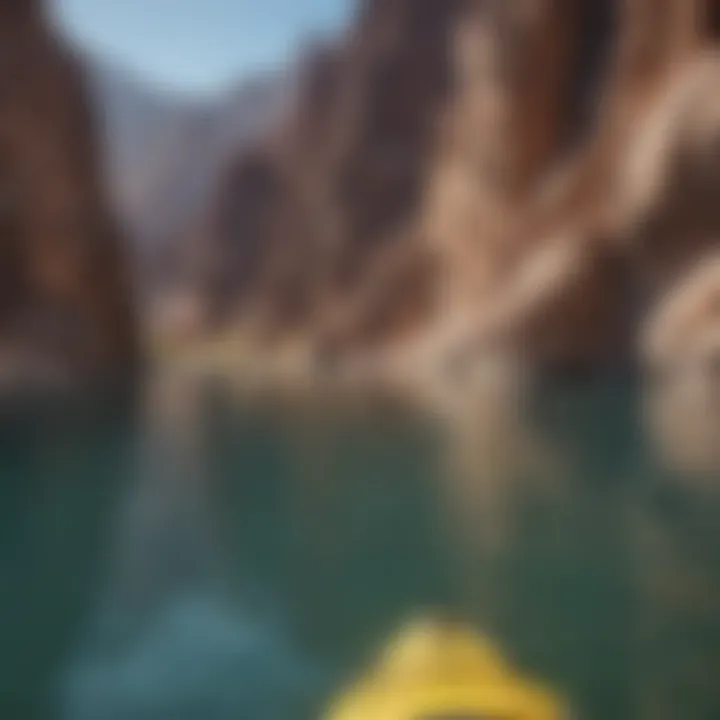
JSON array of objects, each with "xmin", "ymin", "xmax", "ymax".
[{"xmin": 52, "ymin": 0, "xmax": 352, "ymax": 96}]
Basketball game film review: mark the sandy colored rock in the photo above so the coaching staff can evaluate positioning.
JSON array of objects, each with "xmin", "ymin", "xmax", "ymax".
[
  {"xmin": 616, "ymin": 53, "xmax": 720, "ymax": 289},
  {"xmin": 641, "ymin": 249, "xmax": 720, "ymax": 475},
  {"xmin": 642, "ymin": 251, "xmax": 720, "ymax": 371},
  {"xmin": 191, "ymin": 0, "xmax": 720, "ymax": 377}
]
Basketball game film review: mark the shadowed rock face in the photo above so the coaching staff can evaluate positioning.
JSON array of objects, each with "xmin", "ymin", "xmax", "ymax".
[
  {"xmin": 193, "ymin": 150, "xmax": 288, "ymax": 326},
  {"xmin": 192, "ymin": 0, "xmax": 720, "ymax": 376},
  {"xmin": 89, "ymin": 59, "xmax": 289, "ymax": 303},
  {"xmin": 195, "ymin": 0, "xmax": 467, "ymax": 339},
  {"xmin": 0, "ymin": 0, "xmax": 137, "ymax": 385}
]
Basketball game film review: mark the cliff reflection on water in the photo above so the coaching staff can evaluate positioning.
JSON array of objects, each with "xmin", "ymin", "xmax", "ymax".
[{"xmin": 1, "ymin": 370, "xmax": 720, "ymax": 719}]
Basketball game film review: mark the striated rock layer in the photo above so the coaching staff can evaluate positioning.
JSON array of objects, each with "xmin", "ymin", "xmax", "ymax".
[
  {"xmin": 0, "ymin": 0, "xmax": 137, "ymax": 387},
  {"xmin": 192, "ymin": 0, "xmax": 720, "ymax": 378}
]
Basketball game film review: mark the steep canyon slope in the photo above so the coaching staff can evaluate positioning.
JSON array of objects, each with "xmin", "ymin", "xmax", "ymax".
[
  {"xmin": 0, "ymin": 0, "xmax": 137, "ymax": 386},
  {"xmin": 189, "ymin": 0, "xmax": 720, "ymax": 379}
]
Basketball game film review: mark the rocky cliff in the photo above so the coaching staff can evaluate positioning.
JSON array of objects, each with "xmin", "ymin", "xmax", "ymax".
[
  {"xmin": 0, "ymin": 0, "xmax": 137, "ymax": 387},
  {"xmin": 192, "ymin": 0, "xmax": 720, "ymax": 379},
  {"xmin": 195, "ymin": 1, "xmax": 463, "ymax": 342},
  {"xmin": 90, "ymin": 60, "xmax": 289, "ymax": 299}
]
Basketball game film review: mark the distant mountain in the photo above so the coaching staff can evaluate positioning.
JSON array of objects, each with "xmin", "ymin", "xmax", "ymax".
[{"xmin": 86, "ymin": 58, "xmax": 290, "ymax": 291}]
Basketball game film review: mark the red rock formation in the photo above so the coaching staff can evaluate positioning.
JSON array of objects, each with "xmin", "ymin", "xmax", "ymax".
[
  {"xmin": 195, "ymin": 0, "xmax": 720, "ymax": 376},
  {"xmin": 0, "ymin": 0, "xmax": 137, "ymax": 385},
  {"xmin": 423, "ymin": 0, "xmax": 720, "ymax": 371}
]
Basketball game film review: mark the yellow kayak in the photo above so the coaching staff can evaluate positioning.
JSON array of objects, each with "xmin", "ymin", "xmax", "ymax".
[{"xmin": 324, "ymin": 619, "xmax": 567, "ymax": 720}]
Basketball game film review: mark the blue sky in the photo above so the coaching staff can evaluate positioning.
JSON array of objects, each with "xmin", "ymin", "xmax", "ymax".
[{"xmin": 52, "ymin": 0, "xmax": 352, "ymax": 94}]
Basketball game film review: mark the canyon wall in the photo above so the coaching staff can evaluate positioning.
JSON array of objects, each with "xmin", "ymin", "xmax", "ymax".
[
  {"xmin": 0, "ymin": 0, "xmax": 137, "ymax": 386},
  {"xmin": 193, "ymin": 0, "xmax": 720, "ymax": 377}
]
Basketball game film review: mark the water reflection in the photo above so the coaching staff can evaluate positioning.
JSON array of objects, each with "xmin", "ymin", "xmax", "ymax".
[
  {"xmin": 632, "ymin": 490, "xmax": 720, "ymax": 720},
  {"xmin": 60, "ymin": 375, "xmax": 315, "ymax": 719},
  {"xmin": 1, "ymin": 370, "xmax": 720, "ymax": 719},
  {"xmin": 0, "ymin": 401, "xmax": 132, "ymax": 719},
  {"xmin": 62, "ymin": 592, "xmax": 308, "ymax": 720}
]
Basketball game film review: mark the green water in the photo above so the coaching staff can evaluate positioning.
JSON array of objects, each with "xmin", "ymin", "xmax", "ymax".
[{"xmin": 1, "ymin": 378, "xmax": 720, "ymax": 719}]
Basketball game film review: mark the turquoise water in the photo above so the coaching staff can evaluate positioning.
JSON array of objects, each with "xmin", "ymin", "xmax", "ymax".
[{"xmin": 1, "ymin": 378, "xmax": 720, "ymax": 719}]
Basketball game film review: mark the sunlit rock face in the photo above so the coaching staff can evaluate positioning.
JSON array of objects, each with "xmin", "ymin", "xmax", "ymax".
[
  {"xmin": 617, "ymin": 53, "xmax": 720, "ymax": 291},
  {"xmin": 642, "ymin": 252, "xmax": 720, "ymax": 478},
  {"xmin": 643, "ymin": 253, "xmax": 720, "ymax": 372},
  {"xmin": 422, "ymin": 0, "xmax": 719, "ymax": 373},
  {"xmin": 0, "ymin": 0, "xmax": 137, "ymax": 387},
  {"xmin": 190, "ymin": 0, "xmax": 720, "ymax": 378}
]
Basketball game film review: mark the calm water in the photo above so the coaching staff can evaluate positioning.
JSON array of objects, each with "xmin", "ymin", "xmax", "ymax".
[{"xmin": 1, "ymin": 375, "xmax": 720, "ymax": 719}]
